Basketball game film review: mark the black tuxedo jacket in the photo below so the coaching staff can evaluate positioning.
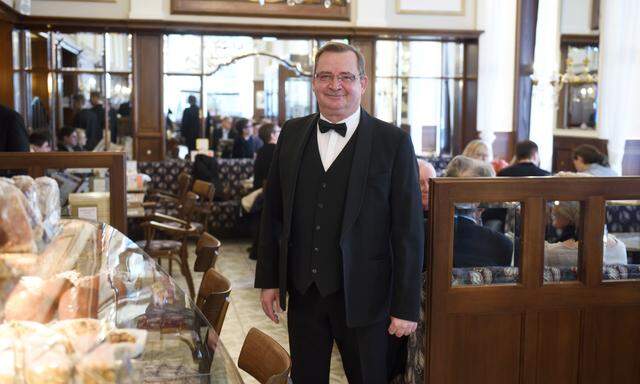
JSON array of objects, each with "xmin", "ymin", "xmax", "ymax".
[{"xmin": 255, "ymin": 109, "xmax": 424, "ymax": 327}]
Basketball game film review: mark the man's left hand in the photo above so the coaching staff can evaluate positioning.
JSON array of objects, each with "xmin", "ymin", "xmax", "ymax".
[{"xmin": 388, "ymin": 316, "xmax": 417, "ymax": 337}]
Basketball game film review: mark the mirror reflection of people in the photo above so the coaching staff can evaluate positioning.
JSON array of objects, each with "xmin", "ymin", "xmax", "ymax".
[
  {"xmin": 28, "ymin": 131, "xmax": 52, "ymax": 152},
  {"xmin": 72, "ymin": 94, "xmax": 99, "ymax": 150},
  {"xmin": 181, "ymin": 95, "xmax": 200, "ymax": 151},
  {"xmin": 57, "ymin": 126, "xmax": 80, "ymax": 152},
  {"xmin": 572, "ymin": 144, "xmax": 617, "ymax": 176},
  {"xmin": 232, "ymin": 118, "xmax": 257, "ymax": 159},
  {"xmin": 256, "ymin": 42, "xmax": 424, "ymax": 384}
]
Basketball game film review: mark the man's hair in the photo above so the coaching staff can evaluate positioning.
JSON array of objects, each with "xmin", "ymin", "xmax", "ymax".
[
  {"xmin": 29, "ymin": 131, "xmax": 50, "ymax": 147},
  {"xmin": 258, "ymin": 123, "xmax": 276, "ymax": 143},
  {"xmin": 235, "ymin": 118, "xmax": 250, "ymax": 132},
  {"xmin": 314, "ymin": 42, "xmax": 366, "ymax": 76},
  {"xmin": 89, "ymin": 91, "xmax": 102, "ymax": 99},
  {"xmin": 72, "ymin": 94, "xmax": 85, "ymax": 103},
  {"xmin": 59, "ymin": 126, "xmax": 76, "ymax": 139},
  {"xmin": 188, "ymin": 95, "xmax": 197, "ymax": 105},
  {"xmin": 445, "ymin": 155, "xmax": 495, "ymax": 177},
  {"xmin": 515, "ymin": 140, "xmax": 539, "ymax": 160}
]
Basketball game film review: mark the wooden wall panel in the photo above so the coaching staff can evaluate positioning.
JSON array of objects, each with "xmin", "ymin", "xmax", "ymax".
[
  {"xmin": 351, "ymin": 38, "xmax": 374, "ymax": 115},
  {"xmin": 552, "ymin": 136, "xmax": 608, "ymax": 173},
  {"xmin": 444, "ymin": 313, "xmax": 522, "ymax": 384},
  {"xmin": 582, "ymin": 307, "xmax": 640, "ymax": 384},
  {"xmin": 133, "ymin": 33, "xmax": 164, "ymax": 161},
  {"xmin": 534, "ymin": 310, "xmax": 581, "ymax": 384},
  {"xmin": 493, "ymin": 132, "xmax": 515, "ymax": 161},
  {"xmin": 0, "ymin": 21, "xmax": 14, "ymax": 108}
]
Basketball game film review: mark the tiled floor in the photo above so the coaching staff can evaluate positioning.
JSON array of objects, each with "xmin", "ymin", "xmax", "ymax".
[{"xmin": 172, "ymin": 239, "xmax": 348, "ymax": 384}]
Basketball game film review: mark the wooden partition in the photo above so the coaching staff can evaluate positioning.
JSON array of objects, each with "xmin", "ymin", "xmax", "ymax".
[
  {"xmin": 426, "ymin": 177, "xmax": 640, "ymax": 384},
  {"xmin": 0, "ymin": 152, "xmax": 127, "ymax": 233}
]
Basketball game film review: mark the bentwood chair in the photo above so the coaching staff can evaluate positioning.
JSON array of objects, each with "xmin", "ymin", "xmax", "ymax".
[
  {"xmin": 194, "ymin": 232, "xmax": 222, "ymax": 272},
  {"xmin": 137, "ymin": 191, "xmax": 199, "ymax": 298},
  {"xmin": 196, "ymin": 268, "xmax": 231, "ymax": 337},
  {"xmin": 238, "ymin": 328, "xmax": 291, "ymax": 384},
  {"xmin": 144, "ymin": 171, "xmax": 193, "ymax": 215},
  {"xmin": 190, "ymin": 179, "xmax": 216, "ymax": 235}
]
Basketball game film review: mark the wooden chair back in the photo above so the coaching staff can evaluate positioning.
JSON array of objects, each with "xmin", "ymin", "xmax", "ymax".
[
  {"xmin": 177, "ymin": 171, "xmax": 193, "ymax": 200},
  {"xmin": 196, "ymin": 268, "xmax": 231, "ymax": 337},
  {"xmin": 176, "ymin": 191, "xmax": 199, "ymax": 224},
  {"xmin": 238, "ymin": 328, "xmax": 291, "ymax": 384},
  {"xmin": 426, "ymin": 176, "xmax": 640, "ymax": 383},
  {"xmin": 194, "ymin": 232, "xmax": 222, "ymax": 272},
  {"xmin": 192, "ymin": 179, "xmax": 215, "ymax": 202}
]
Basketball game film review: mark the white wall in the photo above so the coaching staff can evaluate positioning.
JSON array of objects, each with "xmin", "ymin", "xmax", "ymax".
[
  {"xmin": 561, "ymin": 0, "xmax": 598, "ymax": 35},
  {"xmin": 1, "ymin": 0, "xmax": 13, "ymax": 7},
  {"xmin": 30, "ymin": 0, "xmax": 479, "ymax": 30}
]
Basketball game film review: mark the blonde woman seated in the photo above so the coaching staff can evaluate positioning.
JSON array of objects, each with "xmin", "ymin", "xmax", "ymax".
[{"xmin": 545, "ymin": 201, "xmax": 627, "ymax": 267}]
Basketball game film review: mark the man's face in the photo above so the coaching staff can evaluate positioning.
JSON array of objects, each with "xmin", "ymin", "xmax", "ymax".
[
  {"xmin": 32, "ymin": 142, "xmax": 51, "ymax": 152},
  {"xmin": 418, "ymin": 163, "xmax": 437, "ymax": 209},
  {"xmin": 312, "ymin": 51, "xmax": 367, "ymax": 121},
  {"xmin": 221, "ymin": 119, "xmax": 232, "ymax": 130},
  {"xmin": 90, "ymin": 95, "xmax": 101, "ymax": 106},
  {"xmin": 65, "ymin": 132, "xmax": 78, "ymax": 146}
]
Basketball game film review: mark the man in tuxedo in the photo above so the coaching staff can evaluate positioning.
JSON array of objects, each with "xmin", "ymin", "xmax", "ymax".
[
  {"xmin": 181, "ymin": 95, "xmax": 200, "ymax": 151},
  {"xmin": 255, "ymin": 42, "xmax": 424, "ymax": 384},
  {"xmin": 497, "ymin": 140, "xmax": 551, "ymax": 177}
]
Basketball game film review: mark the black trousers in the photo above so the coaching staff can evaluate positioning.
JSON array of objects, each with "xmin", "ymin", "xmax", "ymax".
[{"xmin": 287, "ymin": 284, "xmax": 392, "ymax": 384}]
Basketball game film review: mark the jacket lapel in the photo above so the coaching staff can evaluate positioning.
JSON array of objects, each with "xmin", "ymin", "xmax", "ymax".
[
  {"xmin": 283, "ymin": 113, "xmax": 318, "ymax": 237},
  {"xmin": 340, "ymin": 108, "xmax": 373, "ymax": 242}
]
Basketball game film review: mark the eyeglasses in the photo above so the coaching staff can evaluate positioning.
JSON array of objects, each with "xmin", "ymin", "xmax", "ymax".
[{"xmin": 314, "ymin": 72, "xmax": 360, "ymax": 84}]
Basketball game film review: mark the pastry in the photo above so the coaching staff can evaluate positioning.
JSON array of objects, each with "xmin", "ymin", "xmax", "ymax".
[
  {"xmin": 50, "ymin": 318, "xmax": 105, "ymax": 355},
  {"xmin": 5, "ymin": 277, "xmax": 56, "ymax": 323},
  {"xmin": 0, "ymin": 180, "xmax": 36, "ymax": 253},
  {"xmin": 58, "ymin": 275, "xmax": 100, "ymax": 319},
  {"xmin": 12, "ymin": 175, "xmax": 44, "ymax": 242},
  {"xmin": 75, "ymin": 343, "xmax": 120, "ymax": 384},
  {"xmin": 34, "ymin": 177, "xmax": 61, "ymax": 242}
]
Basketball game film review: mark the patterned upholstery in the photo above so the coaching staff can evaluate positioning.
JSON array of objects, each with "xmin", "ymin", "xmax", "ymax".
[
  {"xmin": 135, "ymin": 240, "xmax": 182, "ymax": 251},
  {"xmin": 393, "ymin": 263, "xmax": 640, "ymax": 384},
  {"xmin": 136, "ymin": 158, "xmax": 254, "ymax": 236},
  {"xmin": 606, "ymin": 204, "xmax": 640, "ymax": 233},
  {"xmin": 418, "ymin": 155, "xmax": 452, "ymax": 176}
]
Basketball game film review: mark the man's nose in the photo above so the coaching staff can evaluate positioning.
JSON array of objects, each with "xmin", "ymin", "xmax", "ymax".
[{"xmin": 328, "ymin": 76, "xmax": 342, "ymax": 89}]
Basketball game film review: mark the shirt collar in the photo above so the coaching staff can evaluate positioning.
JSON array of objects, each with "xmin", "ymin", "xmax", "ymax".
[{"xmin": 319, "ymin": 107, "xmax": 360, "ymax": 134}]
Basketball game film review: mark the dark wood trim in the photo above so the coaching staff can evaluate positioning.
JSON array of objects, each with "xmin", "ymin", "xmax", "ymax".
[
  {"xmin": 0, "ymin": 21, "xmax": 14, "ymax": 108},
  {"xmin": 552, "ymin": 136, "xmax": 607, "ymax": 173},
  {"xmin": 15, "ymin": 16, "xmax": 482, "ymax": 40},
  {"xmin": 591, "ymin": 0, "xmax": 600, "ymax": 31},
  {"xmin": 459, "ymin": 40, "xmax": 479, "ymax": 154},
  {"xmin": 0, "ymin": 152, "xmax": 127, "ymax": 233},
  {"xmin": 350, "ymin": 38, "xmax": 375, "ymax": 114},
  {"xmin": 171, "ymin": 0, "xmax": 350, "ymax": 21},
  {"xmin": 0, "ymin": 1, "xmax": 19, "ymax": 23},
  {"xmin": 512, "ymin": 0, "xmax": 539, "ymax": 146},
  {"xmin": 561, "ymin": 34, "xmax": 599, "ymax": 45}
]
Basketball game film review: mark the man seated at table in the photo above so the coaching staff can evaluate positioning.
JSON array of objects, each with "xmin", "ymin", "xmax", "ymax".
[
  {"xmin": 498, "ymin": 140, "xmax": 550, "ymax": 177},
  {"xmin": 29, "ymin": 131, "xmax": 52, "ymax": 152},
  {"xmin": 57, "ymin": 126, "xmax": 81, "ymax": 152},
  {"xmin": 445, "ymin": 156, "xmax": 513, "ymax": 268}
]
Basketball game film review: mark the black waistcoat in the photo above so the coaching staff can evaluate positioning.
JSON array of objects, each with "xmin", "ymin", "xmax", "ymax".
[{"xmin": 289, "ymin": 126, "xmax": 358, "ymax": 297}]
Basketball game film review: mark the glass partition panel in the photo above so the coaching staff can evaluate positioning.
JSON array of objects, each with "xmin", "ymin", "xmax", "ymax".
[
  {"xmin": 399, "ymin": 41, "xmax": 442, "ymax": 78},
  {"xmin": 163, "ymin": 34, "xmax": 202, "ymax": 74},
  {"xmin": 106, "ymin": 33, "xmax": 132, "ymax": 72},
  {"xmin": 56, "ymin": 32, "xmax": 105, "ymax": 70},
  {"xmin": 604, "ymin": 200, "xmax": 640, "ymax": 281},
  {"xmin": 543, "ymin": 200, "xmax": 581, "ymax": 283},
  {"xmin": 451, "ymin": 201, "xmax": 521, "ymax": 287},
  {"xmin": 375, "ymin": 40, "xmax": 398, "ymax": 77}
]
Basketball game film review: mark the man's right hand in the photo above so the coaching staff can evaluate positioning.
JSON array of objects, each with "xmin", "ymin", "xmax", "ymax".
[{"xmin": 260, "ymin": 288, "xmax": 281, "ymax": 324}]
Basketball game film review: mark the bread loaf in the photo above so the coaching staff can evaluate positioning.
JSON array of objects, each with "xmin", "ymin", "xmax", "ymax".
[{"xmin": 0, "ymin": 180, "xmax": 36, "ymax": 253}]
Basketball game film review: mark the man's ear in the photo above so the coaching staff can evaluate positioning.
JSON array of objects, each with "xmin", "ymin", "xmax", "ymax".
[{"xmin": 360, "ymin": 75, "xmax": 368, "ymax": 95}]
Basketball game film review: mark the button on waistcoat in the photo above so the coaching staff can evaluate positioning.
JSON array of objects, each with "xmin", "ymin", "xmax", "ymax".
[{"xmin": 289, "ymin": 127, "xmax": 358, "ymax": 297}]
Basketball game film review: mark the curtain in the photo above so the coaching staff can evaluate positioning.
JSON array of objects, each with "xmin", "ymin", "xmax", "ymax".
[
  {"xmin": 529, "ymin": 0, "xmax": 561, "ymax": 172},
  {"xmin": 476, "ymin": 0, "xmax": 517, "ymax": 158},
  {"xmin": 597, "ymin": 0, "xmax": 640, "ymax": 175}
]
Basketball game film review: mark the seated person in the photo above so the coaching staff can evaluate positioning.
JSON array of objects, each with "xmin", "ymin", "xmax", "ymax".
[
  {"xmin": 232, "ymin": 118, "xmax": 258, "ymax": 159},
  {"xmin": 545, "ymin": 201, "xmax": 627, "ymax": 267},
  {"xmin": 192, "ymin": 153, "xmax": 224, "ymax": 199},
  {"xmin": 498, "ymin": 140, "xmax": 551, "ymax": 176},
  {"xmin": 213, "ymin": 116, "xmax": 238, "ymax": 157},
  {"xmin": 57, "ymin": 126, "xmax": 81, "ymax": 152},
  {"xmin": 445, "ymin": 156, "xmax": 513, "ymax": 267},
  {"xmin": 28, "ymin": 131, "xmax": 51, "ymax": 152},
  {"xmin": 417, "ymin": 158, "xmax": 437, "ymax": 217},
  {"xmin": 572, "ymin": 144, "xmax": 618, "ymax": 176}
]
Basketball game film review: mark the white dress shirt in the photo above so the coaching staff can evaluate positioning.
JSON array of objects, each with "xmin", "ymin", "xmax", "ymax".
[{"xmin": 317, "ymin": 108, "xmax": 360, "ymax": 171}]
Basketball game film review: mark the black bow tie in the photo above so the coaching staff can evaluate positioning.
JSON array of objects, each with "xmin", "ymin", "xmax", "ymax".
[{"xmin": 318, "ymin": 119, "xmax": 347, "ymax": 137}]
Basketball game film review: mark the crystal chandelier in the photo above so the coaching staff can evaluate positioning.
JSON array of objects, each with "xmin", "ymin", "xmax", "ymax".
[{"xmin": 255, "ymin": 0, "xmax": 349, "ymax": 8}]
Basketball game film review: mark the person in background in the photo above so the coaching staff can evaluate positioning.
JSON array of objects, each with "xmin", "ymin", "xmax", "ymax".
[
  {"xmin": 0, "ymin": 104, "xmax": 29, "ymax": 152},
  {"xmin": 72, "ymin": 94, "xmax": 99, "ymax": 150},
  {"xmin": 90, "ymin": 91, "xmax": 105, "ymax": 144},
  {"xmin": 28, "ymin": 131, "xmax": 52, "ymax": 152},
  {"xmin": 417, "ymin": 159, "xmax": 437, "ymax": 217},
  {"xmin": 165, "ymin": 109, "xmax": 175, "ymax": 132},
  {"xmin": 212, "ymin": 116, "xmax": 237, "ymax": 153},
  {"xmin": 57, "ymin": 126, "xmax": 80, "ymax": 152},
  {"xmin": 572, "ymin": 144, "xmax": 618, "ymax": 176},
  {"xmin": 181, "ymin": 95, "xmax": 200, "ymax": 151},
  {"xmin": 76, "ymin": 129, "xmax": 87, "ymax": 151},
  {"xmin": 445, "ymin": 155, "xmax": 512, "ymax": 268},
  {"xmin": 253, "ymin": 123, "xmax": 280, "ymax": 190},
  {"xmin": 462, "ymin": 139, "xmax": 491, "ymax": 163},
  {"xmin": 498, "ymin": 140, "xmax": 550, "ymax": 177},
  {"xmin": 232, "ymin": 118, "xmax": 257, "ymax": 159}
]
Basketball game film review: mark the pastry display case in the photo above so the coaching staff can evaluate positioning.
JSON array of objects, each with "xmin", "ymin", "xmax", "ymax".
[{"xmin": 0, "ymin": 176, "xmax": 243, "ymax": 383}]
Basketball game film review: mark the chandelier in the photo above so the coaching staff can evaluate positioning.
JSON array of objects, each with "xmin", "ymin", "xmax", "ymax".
[
  {"xmin": 254, "ymin": 0, "xmax": 350, "ymax": 8},
  {"xmin": 550, "ymin": 56, "xmax": 598, "ymax": 94}
]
